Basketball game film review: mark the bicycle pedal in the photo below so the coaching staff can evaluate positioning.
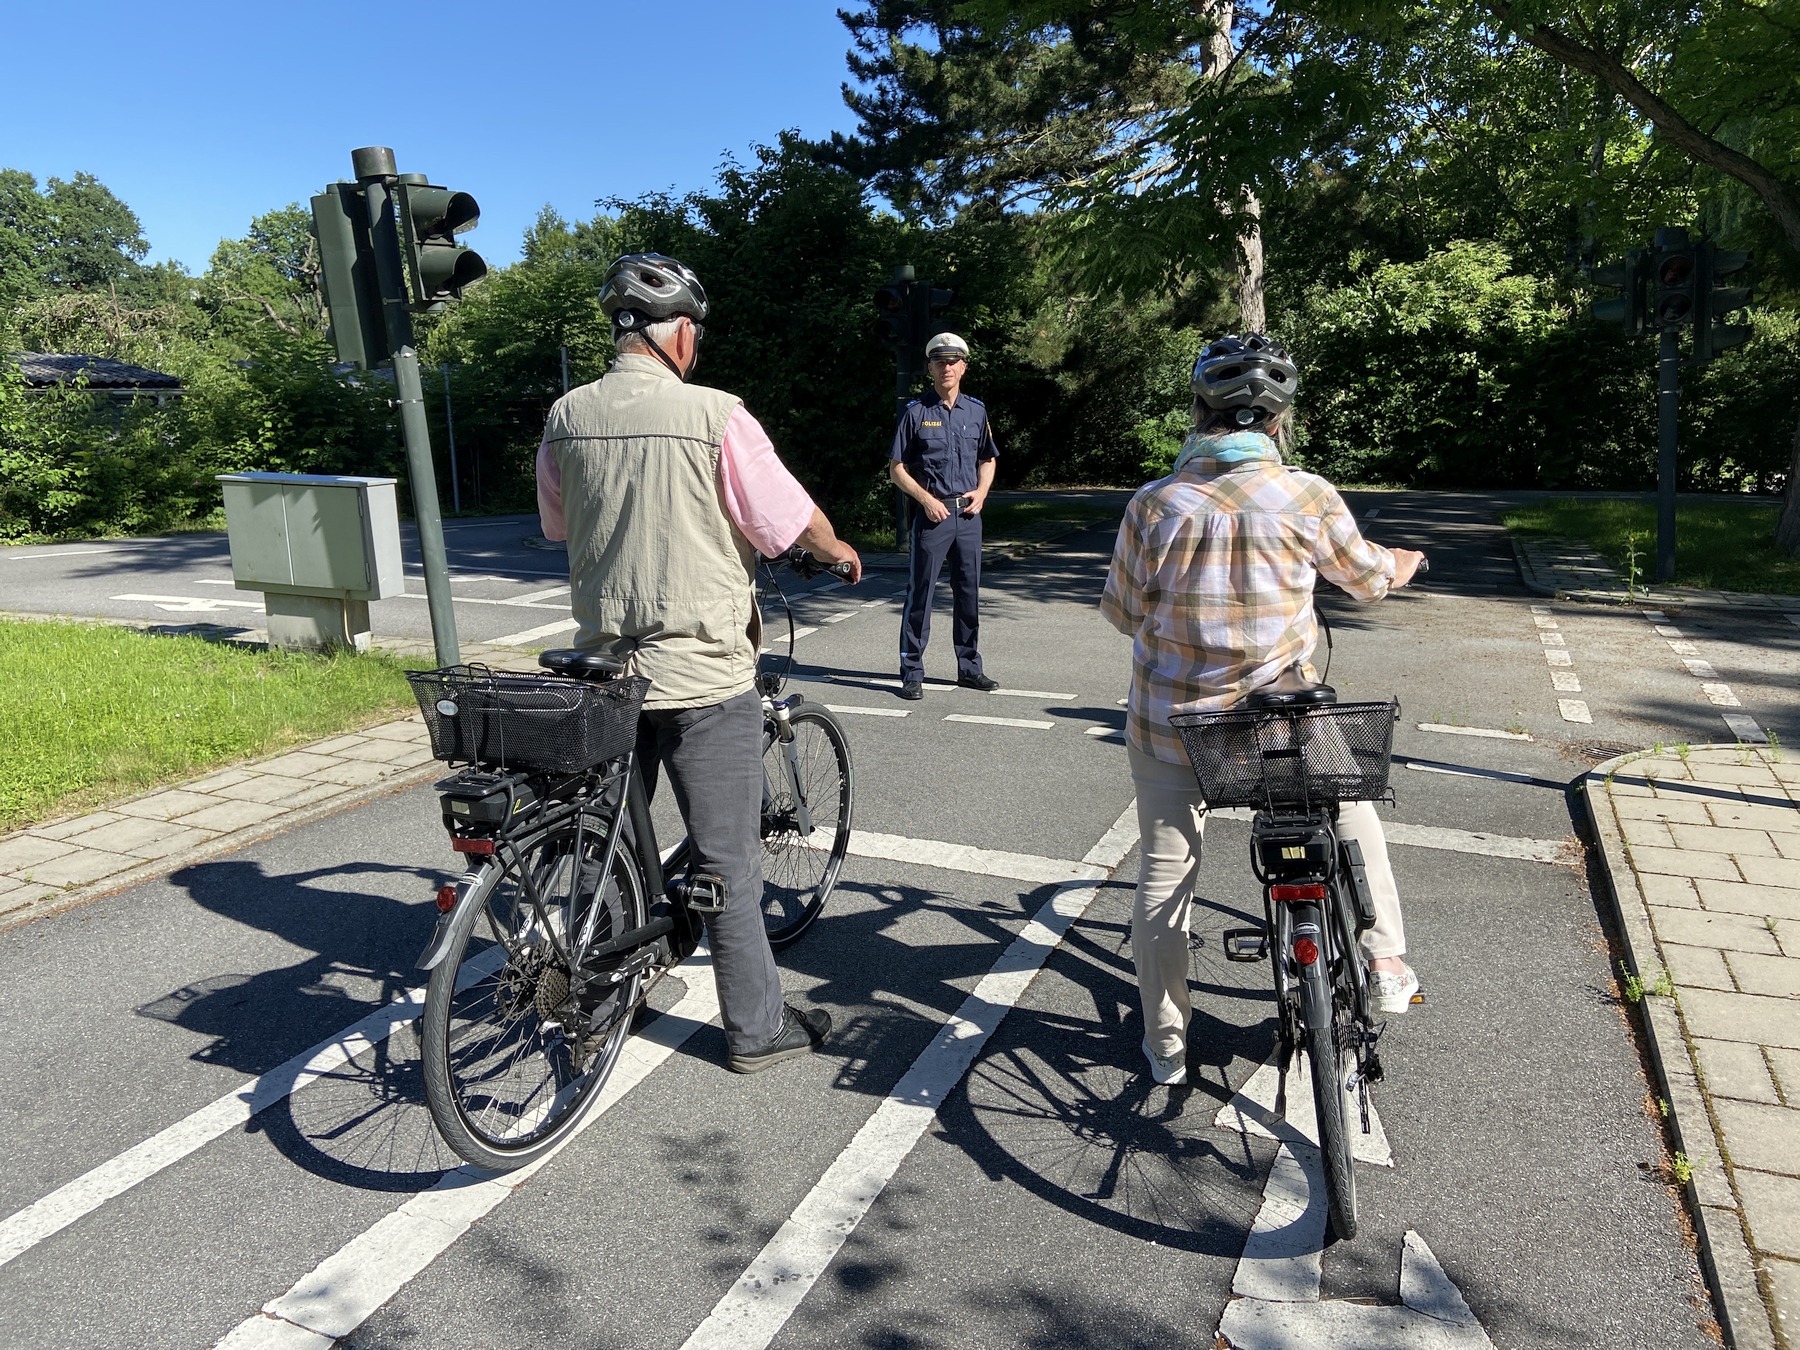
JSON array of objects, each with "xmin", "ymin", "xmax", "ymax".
[
  {"xmin": 1222, "ymin": 927, "xmax": 1269, "ymax": 962},
  {"xmin": 679, "ymin": 872, "xmax": 728, "ymax": 916}
]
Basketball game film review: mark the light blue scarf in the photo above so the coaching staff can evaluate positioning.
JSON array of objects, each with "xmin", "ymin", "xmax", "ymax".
[{"xmin": 1172, "ymin": 430, "xmax": 1280, "ymax": 472}]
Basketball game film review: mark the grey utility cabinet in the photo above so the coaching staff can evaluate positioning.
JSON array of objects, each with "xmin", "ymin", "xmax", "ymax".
[{"xmin": 217, "ymin": 473, "xmax": 405, "ymax": 651}]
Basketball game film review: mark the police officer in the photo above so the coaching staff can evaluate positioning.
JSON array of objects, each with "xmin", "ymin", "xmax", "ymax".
[{"xmin": 889, "ymin": 332, "xmax": 999, "ymax": 700}]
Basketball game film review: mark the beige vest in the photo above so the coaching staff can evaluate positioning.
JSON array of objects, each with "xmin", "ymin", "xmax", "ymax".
[{"xmin": 546, "ymin": 354, "xmax": 761, "ymax": 709}]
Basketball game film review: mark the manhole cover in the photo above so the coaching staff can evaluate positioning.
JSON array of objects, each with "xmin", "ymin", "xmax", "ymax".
[{"xmin": 1569, "ymin": 740, "xmax": 1641, "ymax": 765}]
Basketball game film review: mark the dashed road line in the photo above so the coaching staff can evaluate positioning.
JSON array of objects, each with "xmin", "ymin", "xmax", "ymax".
[
  {"xmin": 1723, "ymin": 713, "xmax": 1768, "ymax": 743},
  {"xmin": 1557, "ymin": 699, "xmax": 1593, "ymax": 724},
  {"xmin": 944, "ymin": 713, "xmax": 1056, "ymax": 730},
  {"xmin": 1682, "ymin": 658, "xmax": 1719, "ymax": 679},
  {"xmin": 822, "ymin": 705, "xmax": 910, "ymax": 718},
  {"xmin": 487, "ymin": 617, "xmax": 579, "ymax": 647},
  {"xmin": 1636, "ymin": 609, "xmax": 1764, "ymax": 742},
  {"xmin": 1700, "ymin": 684, "xmax": 1743, "ymax": 708},
  {"xmin": 822, "ymin": 613, "xmax": 855, "ymax": 623},
  {"xmin": 1551, "ymin": 672, "xmax": 1582, "ymax": 692},
  {"xmin": 1085, "ymin": 726, "xmax": 1125, "ymax": 741},
  {"xmin": 1545, "ymin": 649, "xmax": 1572, "ymax": 667},
  {"xmin": 1417, "ymin": 723, "xmax": 1532, "ymax": 742}
]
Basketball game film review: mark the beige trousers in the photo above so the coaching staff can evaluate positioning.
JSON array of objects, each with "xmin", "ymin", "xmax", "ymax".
[{"xmin": 1128, "ymin": 744, "xmax": 1406, "ymax": 1060}]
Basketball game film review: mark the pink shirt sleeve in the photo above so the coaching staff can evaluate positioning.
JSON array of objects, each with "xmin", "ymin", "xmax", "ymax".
[
  {"xmin": 718, "ymin": 404, "xmax": 816, "ymax": 557},
  {"xmin": 536, "ymin": 437, "xmax": 566, "ymax": 542}
]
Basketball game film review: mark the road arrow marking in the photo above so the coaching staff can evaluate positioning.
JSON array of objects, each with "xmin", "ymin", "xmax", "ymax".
[
  {"xmin": 1213, "ymin": 1055, "xmax": 1495, "ymax": 1348},
  {"xmin": 112, "ymin": 592, "xmax": 264, "ymax": 613}
]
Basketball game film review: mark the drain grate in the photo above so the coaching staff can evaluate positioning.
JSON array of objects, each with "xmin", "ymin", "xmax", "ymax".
[{"xmin": 1569, "ymin": 740, "xmax": 1642, "ymax": 765}]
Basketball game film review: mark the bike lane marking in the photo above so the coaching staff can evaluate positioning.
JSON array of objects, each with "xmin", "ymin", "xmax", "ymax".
[
  {"xmin": 677, "ymin": 805, "xmax": 1140, "ymax": 1350},
  {"xmin": 1641, "ymin": 609, "xmax": 1769, "ymax": 743},
  {"xmin": 215, "ymin": 955, "xmax": 723, "ymax": 1350}
]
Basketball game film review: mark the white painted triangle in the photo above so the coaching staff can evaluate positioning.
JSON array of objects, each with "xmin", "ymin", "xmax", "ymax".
[{"xmin": 1215, "ymin": 1056, "xmax": 1393, "ymax": 1166}]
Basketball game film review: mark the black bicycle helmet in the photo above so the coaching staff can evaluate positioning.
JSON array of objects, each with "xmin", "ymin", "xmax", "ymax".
[
  {"xmin": 599, "ymin": 253, "xmax": 709, "ymax": 331},
  {"xmin": 1191, "ymin": 333, "xmax": 1298, "ymax": 428}
]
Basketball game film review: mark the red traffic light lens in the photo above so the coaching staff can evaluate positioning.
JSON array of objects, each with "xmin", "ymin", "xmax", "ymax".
[{"xmin": 1658, "ymin": 256, "xmax": 1694, "ymax": 286}]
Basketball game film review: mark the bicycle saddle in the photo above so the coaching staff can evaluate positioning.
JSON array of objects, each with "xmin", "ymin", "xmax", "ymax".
[
  {"xmin": 1243, "ymin": 668, "xmax": 1338, "ymax": 709},
  {"xmin": 538, "ymin": 648, "xmax": 625, "ymax": 679}
]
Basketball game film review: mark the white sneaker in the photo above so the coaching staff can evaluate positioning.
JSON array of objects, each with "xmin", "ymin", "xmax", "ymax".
[
  {"xmin": 1369, "ymin": 964, "xmax": 1421, "ymax": 1015},
  {"xmin": 1141, "ymin": 1037, "xmax": 1188, "ymax": 1086}
]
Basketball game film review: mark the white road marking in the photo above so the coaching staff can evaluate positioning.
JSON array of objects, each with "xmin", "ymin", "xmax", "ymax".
[
  {"xmin": 1215, "ymin": 1058, "xmax": 1494, "ymax": 1347},
  {"xmin": 8, "ymin": 546, "xmax": 118, "ymax": 558},
  {"xmin": 1551, "ymin": 671, "xmax": 1582, "ymax": 692},
  {"xmin": 680, "ymin": 880, "xmax": 1106, "ymax": 1350},
  {"xmin": 1539, "ymin": 632, "xmax": 1566, "ymax": 647},
  {"xmin": 1206, "ymin": 809, "xmax": 1571, "ymax": 864},
  {"xmin": 822, "ymin": 705, "xmax": 910, "ymax": 718},
  {"xmin": 1084, "ymin": 802, "xmax": 1141, "ymax": 870},
  {"xmin": 1417, "ymin": 723, "xmax": 1532, "ymax": 742},
  {"xmin": 859, "ymin": 597, "xmax": 888, "ymax": 607},
  {"xmin": 112, "ymin": 592, "xmax": 264, "ymax": 613},
  {"xmin": 216, "ymin": 959, "xmax": 721, "ymax": 1350},
  {"xmin": 1723, "ymin": 713, "xmax": 1767, "ymax": 743},
  {"xmin": 822, "ymin": 613, "xmax": 855, "ymax": 623},
  {"xmin": 193, "ymin": 578, "xmax": 239, "ymax": 586},
  {"xmin": 1532, "ymin": 616, "xmax": 1558, "ymax": 630},
  {"xmin": 847, "ymin": 831, "xmax": 1107, "ymax": 883},
  {"xmin": 1666, "ymin": 639, "xmax": 1700, "ymax": 655},
  {"xmin": 506, "ymin": 585, "xmax": 571, "ymax": 605},
  {"xmin": 1085, "ymin": 726, "xmax": 1125, "ymax": 741},
  {"xmin": 792, "ymin": 626, "xmax": 817, "ymax": 640},
  {"xmin": 1530, "ymin": 604, "xmax": 1553, "ymax": 614},
  {"xmin": 1682, "ymin": 658, "xmax": 1719, "ymax": 679},
  {"xmin": 393, "ymin": 591, "xmax": 569, "ymax": 610},
  {"xmin": 1641, "ymin": 609, "xmax": 1669, "ymax": 623},
  {"xmin": 1544, "ymin": 649, "xmax": 1573, "ymax": 667},
  {"xmin": 983, "ymin": 687, "xmax": 1078, "ymax": 700},
  {"xmin": 1403, "ymin": 761, "xmax": 1544, "ymax": 788},
  {"xmin": 486, "ymin": 617, "xmax": 579, "ymax": 647},
  {"xmin": 1700, "ymin": 683, "xmax": 1742, "ymax": 708},
  {"xmin": 848, "ymin": 676, "xmax": 1076, "ymax": 701},
  {"xmin": 944, "ymin": 713, "xmax": 1056, "ymax": 730},
  {"xmin": 1653, "ymin": 625, "xmax": 1687, "ymax": 639},
  {"xmin": 1558, "ymin": 698, "xmax": 1593, "ymax": 724}
]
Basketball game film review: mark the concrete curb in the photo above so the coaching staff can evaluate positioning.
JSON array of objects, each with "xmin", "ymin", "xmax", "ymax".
[
  {"xmin": 1510, "ymin": 535, "xmax": 1799, "ymax": 615},
  {"xmin": 1582, "ymin": 748, "xmax": 1782, "ymax": 1350}
]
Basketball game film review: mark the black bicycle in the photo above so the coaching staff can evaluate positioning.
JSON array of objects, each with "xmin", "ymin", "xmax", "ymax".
[
  {"xmin": 406, "ymin": 549, "xmax": 855, "ymax": 1170},
  {"xmin": 1170, "ymin": 684, "xmax": 1399, "ymax": 1241}
]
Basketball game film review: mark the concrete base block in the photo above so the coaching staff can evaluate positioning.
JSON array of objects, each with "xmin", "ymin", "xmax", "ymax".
[{"xmin": 263, "ymin": 593, "xmax": 371, "ymax": 652}]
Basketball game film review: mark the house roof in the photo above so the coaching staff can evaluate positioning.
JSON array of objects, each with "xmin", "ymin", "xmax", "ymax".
[{"xmin": 13, "ymin": 353, "xmax": 184, "ymax": 390}]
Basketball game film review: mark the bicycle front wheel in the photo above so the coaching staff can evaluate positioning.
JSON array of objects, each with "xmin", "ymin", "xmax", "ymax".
[
  {"xmin": 421, "ymin": 819, "xmax": 649, "ymax": 1171},
  {"xmin": 1300, "ymin": 943, "xmax": 1358, "ymax": 1240},
  {"xmin": 760, "ymin": 705, "xmax": 853, "ymax": 948}
]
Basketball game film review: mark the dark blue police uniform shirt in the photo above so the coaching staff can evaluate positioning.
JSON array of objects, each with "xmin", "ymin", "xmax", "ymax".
[{"xmin": 890, "ymin": 390, "xmax": 998, "ymax": 498}]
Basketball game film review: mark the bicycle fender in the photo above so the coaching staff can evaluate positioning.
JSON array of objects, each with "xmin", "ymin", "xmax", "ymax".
[{"xmin": 418, "ymin": 869, "xmax": 483, "ymax": 970}]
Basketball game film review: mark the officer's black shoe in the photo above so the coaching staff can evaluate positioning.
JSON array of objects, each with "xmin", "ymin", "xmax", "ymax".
[
  {"xmin": 727, "ymin": 1004, "xmax": 832, "ymax": 1074},
  {"xmin": 957, "ymin": 672, "xmax": 1000, "ymax": 692},
  {"xmin": 899, "ymin": 679, "xmax": 924, "ymax": 701}
]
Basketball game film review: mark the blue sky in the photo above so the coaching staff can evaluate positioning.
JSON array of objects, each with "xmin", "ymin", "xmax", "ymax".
[{"xmin": 2, "ymin": 1, "xmax": 867, "ymax": 274}]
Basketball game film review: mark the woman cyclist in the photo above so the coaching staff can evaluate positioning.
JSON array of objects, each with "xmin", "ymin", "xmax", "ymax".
[{"xmin": 1100, "ymin": 334, "xmax": 1427, "ymax": 1087}]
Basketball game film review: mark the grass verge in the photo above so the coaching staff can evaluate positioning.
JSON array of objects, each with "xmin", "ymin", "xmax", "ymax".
[
  {"xmin": 0, "ymin": 620, "xmax": 421, "ymax": 833},
  {"xmin": 1504, "ymin": 498, "xmax": 1800, "ymax": 596}
]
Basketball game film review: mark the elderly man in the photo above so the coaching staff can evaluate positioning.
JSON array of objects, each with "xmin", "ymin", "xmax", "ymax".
[
  {"xmin": 536, "ymin": 253, "xmax": 861, "ymax": 1074},
  {"xmin": 888, "ymin": 332, "xmax": 999, "ymax": 700}
]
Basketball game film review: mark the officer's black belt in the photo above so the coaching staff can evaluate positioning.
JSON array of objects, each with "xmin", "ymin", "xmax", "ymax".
[{"xmin": 936, "ymin": 494, "xmax": 971, "ymax": 512}]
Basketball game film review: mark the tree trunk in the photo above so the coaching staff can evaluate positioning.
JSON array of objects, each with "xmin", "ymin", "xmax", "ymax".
[
  {"xmin": 1201, "ymin": 0, "xmax": 1268, "ymax": 332},
  {"xmin": 1777, "ymin": 409, "xmax": 1800, "ymax": 556}
]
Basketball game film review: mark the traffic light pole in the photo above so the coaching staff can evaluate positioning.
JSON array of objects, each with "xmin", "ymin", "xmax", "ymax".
[
  {"xmin": 353, "ymin": 146, "xmax": 461, "ymax": 668},
  {"xmin": 1655, "ymin": 324, "xmax": 1680, "ymax": 584}
]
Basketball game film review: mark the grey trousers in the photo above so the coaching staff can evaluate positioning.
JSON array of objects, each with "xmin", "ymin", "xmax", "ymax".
[{"xmin": 636, "ymin": 688, "xmax": 785, "ymax": 1054}]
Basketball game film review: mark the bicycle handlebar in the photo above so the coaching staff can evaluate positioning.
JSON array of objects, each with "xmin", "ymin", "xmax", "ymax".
[{"xmin": 782, "ymin": 547, "xmax": 856, "ymax": 583}]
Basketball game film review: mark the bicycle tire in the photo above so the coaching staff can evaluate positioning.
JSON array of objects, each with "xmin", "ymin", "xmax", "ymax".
[
  {"xmin": 760, "ymin": 705, "xmax": 853, "ymax": 948},
  {"xmin": 1299, "ymin": 935, "xmax": 1358, "ymax": 1240},
  {"xmin": 421, "ymin": 816, "xmax": 649, "ymax": 1171}
]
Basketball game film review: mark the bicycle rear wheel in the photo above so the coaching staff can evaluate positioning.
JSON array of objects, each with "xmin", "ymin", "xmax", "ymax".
[
  {"xmin": 760, "ymin": 705, "xmax": 852, "ymax": 948},
  {"xmin": 1299, "ymin": 928, "xmax": 1358, "ymax": 1240},
  {"xmin": 421, "ymin": 817, "xmax": 648, "ymax": 1171}
]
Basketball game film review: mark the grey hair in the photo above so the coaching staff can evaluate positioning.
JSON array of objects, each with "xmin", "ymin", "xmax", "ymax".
[{"xmin": 616, "ymin": 316, "xmax": 685, "ymax": 352}]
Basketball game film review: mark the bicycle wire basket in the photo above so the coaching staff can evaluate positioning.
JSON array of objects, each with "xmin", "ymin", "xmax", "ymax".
[
  {"xmin": 1169, "ymin": 700, "xmax": 1400, "ymax": 810},
  {"xmin": 407, "ymin": 665, "xmax": 651, "ymax": 774}
]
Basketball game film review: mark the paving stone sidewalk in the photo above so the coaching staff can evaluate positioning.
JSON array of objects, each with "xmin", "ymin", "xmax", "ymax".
[
  {"xmin": 1514, "ymin": 534, "xmax": 1799, "ymax": 613},
  {"xmin": 1588, "ymin": 745, "xmax": 1800, "ymax": 1349},
  {"xmin": 0, "ymin": 638, "xmax": 539, "ymax": 933}
]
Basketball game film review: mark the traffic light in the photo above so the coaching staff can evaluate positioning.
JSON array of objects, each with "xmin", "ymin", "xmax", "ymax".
[
  {"xmin": 1590, "ymin": 250, "xmax": 1647, "ymax": 338},
  {"xmin": 394, "ymin": 176, "xmax": 487, "ymax": 310},
  {"xmin": 873, "ymin": 279, "xmax": 913, "ymax": 350},
  {"xmin": 1693, "ymin": 242, "xmax": 1754, "ymax": 362},
  {"xmin": 310, "ymin": 184, "xmax": 389, "ymax": 369},
  {"xmin": 910, "ymin": 284, "xmax": 954, "ymax": 350},
  {"xmin": 1652, "ymin": 236, "xmax": 1698, "ymax": 330}
]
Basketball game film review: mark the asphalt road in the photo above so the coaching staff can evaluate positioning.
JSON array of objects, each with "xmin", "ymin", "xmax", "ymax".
[{"xmin": 4, "ymin": 493, "xmax": 1794, "ymax": 1348}]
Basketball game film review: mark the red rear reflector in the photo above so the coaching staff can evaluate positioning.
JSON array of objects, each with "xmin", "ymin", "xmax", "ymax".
[
  {"xmin": 1270, "ymin": 883, "xmax": 1327, "ymax": 901},
  {"xmin": 451, "ymin": 837, "xmax": 495, "ymax": 855},
  {"xmin": 435, "ymin": 884, "xmax": 458, "ymax": 913},
  {"xmin": 1293, "ymin": 937, "xmax": 1320, "ymax": 965}
]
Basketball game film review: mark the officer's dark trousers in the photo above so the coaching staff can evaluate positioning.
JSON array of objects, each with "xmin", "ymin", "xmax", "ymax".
[
  {"xmin": 635, "ymin": 688, "xmax": 784, "ymax": 1054},
  {"xmin": 900, "ymin": 505, "xmax": 983, "ymax": 682}
]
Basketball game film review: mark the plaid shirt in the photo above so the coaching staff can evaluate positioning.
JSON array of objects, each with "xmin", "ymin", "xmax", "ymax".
[{"xmin": 1101, "ymin": 446, "xmax": 1396, "ymax": 765}]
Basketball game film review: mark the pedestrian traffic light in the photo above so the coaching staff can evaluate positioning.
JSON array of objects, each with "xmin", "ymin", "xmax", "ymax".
[
  {"xmin": 1590, "ymin": 250, "xmax": 1647, "ymax": 338},
  {"xmin": 909, "ymin": 284, "xmax": 955, "ymax": 351},
  {"xmin": 1693, "ymin": 242, "xmax": 1754, "ymax": 363},
  {"xmin": 309, "ymin": 183, "xmax": 389, "ymax": 369},
  {"xmin": 393, "ymin": 177, "xmax": 487, "ymax": 310},
  {"xmin": 1652, "ymin": 237, "xmax": 1698, "ymax": 330}
]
